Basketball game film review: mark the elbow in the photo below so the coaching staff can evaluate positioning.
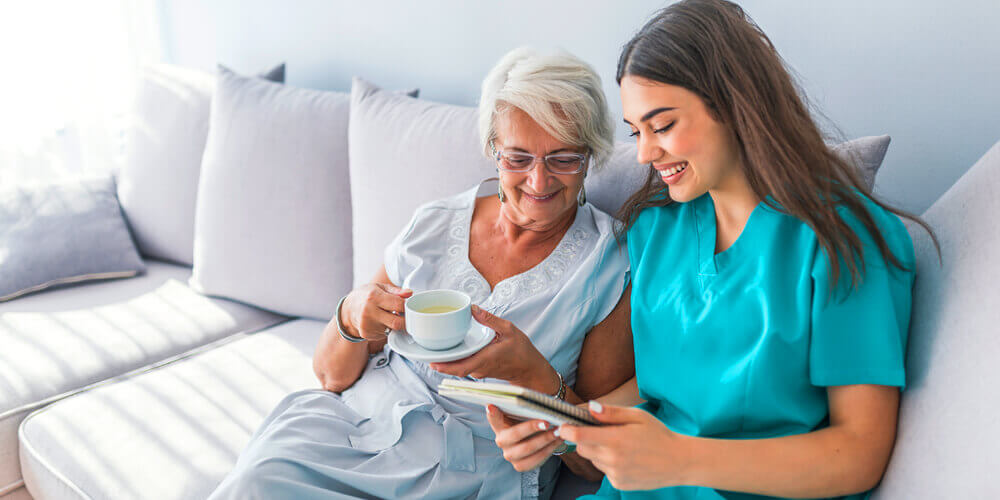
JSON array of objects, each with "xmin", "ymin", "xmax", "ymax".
[
  {"xmin": 315, "ymin": 372, "xmax": 357, "ymax": 394},
  {"xmin": 852, "ymin": 458, "xmax": 891, "ymax": 494},
  {"xmin": 839, "ymin": 433, "xmax": 896, "ymax": 495},
  {"xmin": 313, "ymin": 359, "xmax": 358, "ymax": 394}
]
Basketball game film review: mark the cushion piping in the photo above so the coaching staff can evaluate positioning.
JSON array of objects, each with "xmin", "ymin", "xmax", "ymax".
[
  {"xmin": 0, "ymin": 271, "xmax": 139, "ymax": 302},
  {"xmin": 18, "ymin": 432, "xmax": 92, "ymax": 500}
]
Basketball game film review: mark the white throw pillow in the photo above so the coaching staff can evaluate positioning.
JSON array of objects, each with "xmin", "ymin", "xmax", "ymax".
[
  {"xmin": 190, "ymin": 66, "xmax": 353, "ymax": 320},
  {"xmin": 118, "ymin": 63, "xmax": 284, "ymax": 266},
  {"xmin": 348, "ymin": 77, "xmax": 498, "ymax": 286}
]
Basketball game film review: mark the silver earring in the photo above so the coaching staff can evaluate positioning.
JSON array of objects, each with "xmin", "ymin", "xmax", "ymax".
[
  {"xmin": 498, "ymin": 184, "xmax": 507, "ymax": 203},
  {"xmin": 577, "ymin": 186, "xmax": 587, "ymax": 206}
]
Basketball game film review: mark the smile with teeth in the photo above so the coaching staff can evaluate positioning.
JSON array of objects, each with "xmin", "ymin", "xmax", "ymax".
[
  {"xmin": 662, "ymin": 162, "xmax": 688, "ymax": 176},
  {"xmin": 523, "ymin": 190, "xmax": 558, "ymax": 201}
]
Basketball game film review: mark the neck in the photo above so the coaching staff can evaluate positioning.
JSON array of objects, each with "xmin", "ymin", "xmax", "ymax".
[
  {"xmin": 708, "ymin": 169, "xmax": 761, "ymax": 233},
  {"xmin": 495, "ymin": 202, "xmax": 577, "ymax": 248}
]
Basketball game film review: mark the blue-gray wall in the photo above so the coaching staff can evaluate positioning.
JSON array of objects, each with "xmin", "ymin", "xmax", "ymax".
[{"xmin": 159, "ymin": 0, "xmax": 1000, "ymax": 214}]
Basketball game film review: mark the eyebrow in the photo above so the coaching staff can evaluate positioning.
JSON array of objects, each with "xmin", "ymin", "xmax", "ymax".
[
  {"xmin": 623, "ymin": 107, "xmax": 676, "ymax": 125},
  {"xmin": 506, "ymin": 147, "xmax": 580, "ymax": 155}
]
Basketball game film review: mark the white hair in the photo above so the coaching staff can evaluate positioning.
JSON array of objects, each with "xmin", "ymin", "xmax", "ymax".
[{"xmin": 478, "ymin": 47, "xmax": 615, "ymax": 170}]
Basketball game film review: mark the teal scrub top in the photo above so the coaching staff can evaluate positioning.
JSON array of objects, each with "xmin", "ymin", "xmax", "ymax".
[{"xmin": 584, "ymin": 192, "xmax": 915, "ymax": 500}]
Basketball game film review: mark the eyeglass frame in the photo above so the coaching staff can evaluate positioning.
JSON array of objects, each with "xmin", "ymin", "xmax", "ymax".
[{"xmin": 490, "ymin": 141, "xmax": 590, "ymax": 175}]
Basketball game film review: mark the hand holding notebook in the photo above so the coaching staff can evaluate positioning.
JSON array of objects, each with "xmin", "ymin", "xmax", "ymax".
[{"xmin": 437, "ymin": 379, "xmax": 602, "ymax": 426}]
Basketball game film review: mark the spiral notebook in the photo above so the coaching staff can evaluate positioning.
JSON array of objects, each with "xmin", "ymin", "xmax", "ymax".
[{"xmin": 437, "ymin": 379, "xmax": 601, "ymax": 426}]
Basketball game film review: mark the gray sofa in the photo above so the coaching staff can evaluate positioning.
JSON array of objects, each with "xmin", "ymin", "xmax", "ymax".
[{"xmin": 1, "ymin": 62, "xmax": 997, "ymax": 499}]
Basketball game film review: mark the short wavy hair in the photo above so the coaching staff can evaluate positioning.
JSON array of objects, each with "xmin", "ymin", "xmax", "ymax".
[{"xmin": 478, "ymin": 47, "xmax": 615, "ymax": 170}]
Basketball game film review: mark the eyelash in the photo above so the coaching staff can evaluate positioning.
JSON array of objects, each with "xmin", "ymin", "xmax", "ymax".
[{"xmin": 628, "ymin": 122, "xmax": 676, "ymax": 137}]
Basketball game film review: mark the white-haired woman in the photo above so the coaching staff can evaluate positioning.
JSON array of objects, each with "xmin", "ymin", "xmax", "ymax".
[{"xmin": 208, "ymin": 47, "xmax": 632, "ymax": 500}]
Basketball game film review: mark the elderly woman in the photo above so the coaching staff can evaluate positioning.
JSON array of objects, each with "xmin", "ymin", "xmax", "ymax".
[{"xmin": 207, "ymin": 47, "xmax": 633, "ymax": 500}]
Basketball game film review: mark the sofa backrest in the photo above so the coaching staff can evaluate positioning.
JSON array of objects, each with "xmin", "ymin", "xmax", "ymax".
[{"xmin": 872, "ymin": 140, "xmax": 1000, "ymax": 498}]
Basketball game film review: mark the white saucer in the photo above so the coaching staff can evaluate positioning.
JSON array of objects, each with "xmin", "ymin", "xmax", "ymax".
[{"xmin": 388, "ymin": 324, "xmax": 495, "ymax": 363}]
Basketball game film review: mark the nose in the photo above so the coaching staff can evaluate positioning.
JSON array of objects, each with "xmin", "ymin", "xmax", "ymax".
[
  {"xmin": 635, "ymin": 133, "xmax": 662, "ymax": 166},
  {"xmin": 525, "ymin": 158, "xmax": 553, "ymax": 192}
]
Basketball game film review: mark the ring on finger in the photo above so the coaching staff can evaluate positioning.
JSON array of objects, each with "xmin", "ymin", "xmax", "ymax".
[{"xmin": 384, "ymin": 326, "xmax": 392, "ymax": 335}]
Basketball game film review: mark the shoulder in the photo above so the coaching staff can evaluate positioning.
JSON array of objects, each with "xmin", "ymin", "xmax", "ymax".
[
  {"xmin": 392, "ymin": 184, "xmax": 478, "ymax": 246},
  {"xmin": 828, "ymin": 193, "xmax": 915, "ymax": 267},
  {"xmin": 625, "ymin": 198, "xmax": 696, "ymax": 244}
]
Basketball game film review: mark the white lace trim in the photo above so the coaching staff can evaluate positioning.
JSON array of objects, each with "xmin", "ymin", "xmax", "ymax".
[{"xmin": 438, "ymin": 194, "xmax": 594, "ymax": 312}]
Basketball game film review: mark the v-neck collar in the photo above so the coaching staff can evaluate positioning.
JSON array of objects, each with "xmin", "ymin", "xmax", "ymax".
[
  {"xmin": 460, "ymin": 178, "xmax": 591, "ymax": 297},
  {"xmin": 693, "ymin": 193, "xmax": 773, "ymax": 276}
]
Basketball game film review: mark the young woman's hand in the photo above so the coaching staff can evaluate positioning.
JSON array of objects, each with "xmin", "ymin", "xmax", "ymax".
[
  {"xmin": 484, "ymin": 404, "xmax": 564, "ymax": 471},
  {"xmin": 557, "ymin": 402, "xmax": 691, "ymax": 491},
  {"xmin": 430, "ymin": 305, "xmax": 560, "ymax": 394}
]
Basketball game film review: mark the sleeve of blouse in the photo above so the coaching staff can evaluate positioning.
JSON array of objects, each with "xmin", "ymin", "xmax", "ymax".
[
  {"xmin": 808, "ymin": 204, "xmax": 916, "ymax": 389},
  {"xmin": 586, "ymin": 230, "xmax": 631, "ymax": 330},
  {"xmin": 383, "ymin": 205, "xmax": 431, "ymax": 287}
]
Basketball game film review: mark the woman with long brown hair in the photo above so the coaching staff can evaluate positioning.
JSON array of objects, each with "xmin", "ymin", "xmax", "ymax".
[{"xmin": 487, "ymin": 1, "xmax": 936, "ymax": 498}]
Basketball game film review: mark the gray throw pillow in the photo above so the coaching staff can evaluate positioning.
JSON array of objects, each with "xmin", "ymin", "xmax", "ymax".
[
  {"xmin": 117, "ymin": 62, "xmax": 284, "ymax": 266},
  {"xmin": 0, "ymin": 175, "xmax": 145, "ymax": 301}
]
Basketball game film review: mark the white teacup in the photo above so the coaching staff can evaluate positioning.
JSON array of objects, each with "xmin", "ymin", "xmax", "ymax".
[{"xmin": 404, "ymin": 290, "xmax": 472, "ymax": 351}]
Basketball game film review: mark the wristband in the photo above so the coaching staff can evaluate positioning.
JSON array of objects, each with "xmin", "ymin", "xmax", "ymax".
[{"xmin": 336, "ymin": 296, "xmax": 366, "ymax": 343}]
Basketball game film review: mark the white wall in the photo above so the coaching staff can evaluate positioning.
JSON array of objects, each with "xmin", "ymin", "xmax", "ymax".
[{"xmin": 159, "ymin": 0, "xmax": 1000, "ymax": 213}]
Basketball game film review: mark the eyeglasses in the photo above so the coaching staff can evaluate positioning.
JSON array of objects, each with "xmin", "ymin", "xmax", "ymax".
[{"xmin": 490, "ymin": 142, "xmax": 589, "ymax": 175}]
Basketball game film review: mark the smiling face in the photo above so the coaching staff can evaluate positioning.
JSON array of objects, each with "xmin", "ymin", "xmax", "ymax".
[
  {"xmin": 620, "ymin": 75, "xmax": 744, "ymax": 203},
  {"xmin": 493, "ymin": 107, "xmax": 586, "ymax": 231}
]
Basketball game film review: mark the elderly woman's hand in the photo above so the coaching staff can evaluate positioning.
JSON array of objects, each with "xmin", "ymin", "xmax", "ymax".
[
  {"xmin": 341, "ymin": 282, "xmax": 412, "ymax": 342},
  {"xmin": 430, "ymin": 305, "xmax": 560, "ymax": 393},
  {"xmin": 484, "ymin": 404, "xmax": 564, "ymax": 471}
]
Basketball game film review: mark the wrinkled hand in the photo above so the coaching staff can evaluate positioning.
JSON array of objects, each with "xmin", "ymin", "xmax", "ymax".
[
  {"xmin": 556, "ymin": 402, "xmax": 688, "ymax": 491},
  {"xmin": 485, "ymin": 404, "xmax": 564, "ymax": 471},
  {"xmin": 430, "ymin": 305, "xmax": 557, "ymax": 392},
  {"xmin": 342, "ymin": 283, "xmax": 412, "ymax": 341}
]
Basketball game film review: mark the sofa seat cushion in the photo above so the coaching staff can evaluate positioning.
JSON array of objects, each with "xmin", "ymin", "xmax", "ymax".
[
  {"xmin": 871, "ymin": 140, "xmax": 1000, "ymax": 498},
  {"xmin": 18, "ymin": 319, "xmax": 322, "ymax": 500},
  {"xmin": 0, "ymin": 260, "xmax": 284, "ymax": 495}
]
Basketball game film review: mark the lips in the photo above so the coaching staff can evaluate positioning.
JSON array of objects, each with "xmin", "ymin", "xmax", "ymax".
[
  {"xmin": 522, "ymin": 189, "xmax": 560, "ymax": 201},
  {"xmin": 654, "ymin": 161, "xmax": 688, "ymax": 185}
]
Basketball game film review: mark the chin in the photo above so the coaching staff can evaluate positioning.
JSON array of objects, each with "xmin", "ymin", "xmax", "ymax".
[{"xmin": 665, "ymin": 186, "xmax": 703, "ymax": 203}]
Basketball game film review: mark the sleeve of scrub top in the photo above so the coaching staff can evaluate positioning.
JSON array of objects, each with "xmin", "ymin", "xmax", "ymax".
[{"xmin": 808, "ymin": 204, "xmax": 916, "ymax": 389}]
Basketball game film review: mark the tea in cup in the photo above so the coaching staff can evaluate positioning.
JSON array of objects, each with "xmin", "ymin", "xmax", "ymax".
[{"xmin": 404, "ymin": 290, "xmax": 471, "ymax": 350}]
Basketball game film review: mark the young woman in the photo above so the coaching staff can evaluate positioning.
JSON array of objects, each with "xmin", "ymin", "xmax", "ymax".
[{"xmin": 486, "ymin": 1, "xmax": 937, "ymax": 498}]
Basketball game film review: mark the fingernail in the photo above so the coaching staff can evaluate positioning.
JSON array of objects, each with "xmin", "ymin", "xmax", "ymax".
[
  {"xmin": 471, "ymin": 305, "xmax": 481, "ymax": 314},
  {"xmin": 537, "ymin": 421, "xmax": 549, "ymax": 431},
  {"xmin": 589, "ymin": 400, "xmax": 604, "ymax": 413},
  {"xmin": 553, "ymin": 428, "xmax": 561, "ymax": 438}
]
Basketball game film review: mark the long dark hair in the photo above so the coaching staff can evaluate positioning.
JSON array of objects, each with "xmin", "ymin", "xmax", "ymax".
[{"xmin": 615, "ymin": 0, "xmax": 938, "ymax": 288}]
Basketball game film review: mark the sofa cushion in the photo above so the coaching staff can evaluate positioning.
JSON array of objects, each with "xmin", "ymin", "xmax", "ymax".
[
  {"xmin": 348, "ymin": 77, "xmax": 498, "ymax": 286},
  {"xmin": 189, "ymin": 66, "xmax": 361, "ymax": 320},
  {"xmin": 18, "ymin": 319, "xmax": 322, "ymax": 500},
  {"xmin": 0, "ymin": 175, "xmax": 145, "ymax": 302},
  {"xmin": 0, "ymin": 260, "xmax": 284, "ymax": 495},
  {"xmin": 871, "ymin": 140, "xmax": 1000, "ymax": 498},
  {"xmin": 117, "ymin": 63, "xmax": 284, "ymax": 266}
]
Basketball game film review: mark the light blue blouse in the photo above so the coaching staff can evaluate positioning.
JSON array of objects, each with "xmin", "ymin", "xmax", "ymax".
[
  {"xmin": 208, "ymin": 179, "xmax": 629, "ymax": 500},
  {"xmin": 585, "ymin": 192, "xmax": 914, "ymax": 500}
]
